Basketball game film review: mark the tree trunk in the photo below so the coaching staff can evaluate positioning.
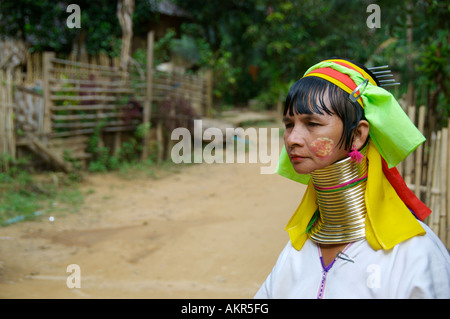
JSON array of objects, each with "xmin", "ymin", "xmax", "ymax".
[
  {"xmin": 406, "ymin": 2, "xmax": 414, "ymax": 107},
  {"xmin": 117, "ymin": 0, "xmax": 135, "ymax": 70}
]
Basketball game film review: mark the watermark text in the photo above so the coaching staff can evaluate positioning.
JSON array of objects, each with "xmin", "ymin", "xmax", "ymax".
[
  {"xmin": 66, "ymin": 264, "xmax": 81, "ymax": 288},
  {"xmin": 366, "ymin": 4, "xmax": 381, "ymax": 29},
  {"xmin": 171, "ymin": 120, "xmax": 279, "ymax": 174},
  {"xmin": 66, "ymin": 4, "xmax": 81, "ymax": 29}
]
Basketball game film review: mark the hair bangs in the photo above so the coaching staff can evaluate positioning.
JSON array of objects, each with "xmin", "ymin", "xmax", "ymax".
[{"xmin": 284, "ymin": 77, "xmax": 335, "ymax": 117}]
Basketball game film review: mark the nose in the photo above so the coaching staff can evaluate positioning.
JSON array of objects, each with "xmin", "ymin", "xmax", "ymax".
[{"xmin": 285, "ymin": 125, "xmax": 306, "ymax": 149}]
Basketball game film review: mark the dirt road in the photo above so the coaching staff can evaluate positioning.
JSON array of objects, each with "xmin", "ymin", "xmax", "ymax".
[{"xmin": 0, "ymin": 139, "xmax": 306, "ymax": 299}]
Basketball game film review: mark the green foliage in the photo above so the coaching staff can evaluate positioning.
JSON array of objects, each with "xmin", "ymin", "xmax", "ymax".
[
  {"xmin": 80, "ymin": 1, "xmax": 122, "ymax": 56},
  {"xmin": 87, "ymin": 120, "xmax": 110, "ymax": 172},
  {"xmin": 153, "ymin": 29, "xmax": 177, "ymax": 66},
  {"xmin": 171, "ymin": 35, "xmax": 201, "ymax": 65},
  {"xmin": 0, "ymin": 154, "xmax": 83, "ymax": 226},
  {"xmin": 0, "ymin": 0, "xmax": 160, "ymax": 55},
  {"xmin": 173, "ymin": 0, "xmax": 449, "ymax": 116},
  {"xmin": 0, "ymin": 0, "xmax": 447, "ymax": 122},
  {"xmin": 151, "ymin": 28, "xmax": 205, "ymax": 69},
  {"xmin": 0, "ymin": 0, "xmax": 75, "ymax": 52},
  {"xmin": 87, "ymin": 122, "xmax": 150, "ymax": 173},
  {"xmin": 254, "ymin": 80, "xmax": 295, "ymax": 110}
]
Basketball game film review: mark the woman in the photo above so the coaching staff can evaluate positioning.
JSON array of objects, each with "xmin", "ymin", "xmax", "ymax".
[{"xmin": 254, "ymin": 58, "xmax": 450, "ymax": 299}]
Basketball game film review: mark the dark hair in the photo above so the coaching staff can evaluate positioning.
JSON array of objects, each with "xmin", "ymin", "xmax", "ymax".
[{"xmin": 283, "ymin": 75, "xmax": 367, "ymax": 150}]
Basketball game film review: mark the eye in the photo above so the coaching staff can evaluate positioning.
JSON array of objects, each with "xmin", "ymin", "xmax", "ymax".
[
  {"xmin": 283, "ymin": 121, "xmax": 294, "ymax": 129},
  {"xmin": 308, "ymin": 122, "xmax": 321, "ymax": 127}
]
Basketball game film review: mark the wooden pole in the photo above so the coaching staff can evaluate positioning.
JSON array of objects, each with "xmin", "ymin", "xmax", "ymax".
[
  {"xmin": 425, "ymin": 132, "xmax": 436, "ymax": 212},
  {"xmin": 430, "ymin": 130, "xmax": 441, "ymax": 235},
  {"xmin": 141, "ymin": 30, "xmax": 154, "ymax": 161},
  {"xmin": 42, "ymin": 52, "xmax": 55, "ymax": 140},
  {"xmin": 414, "ymin": 106, "xmax": 426, "ymax": 198},
  {"xmin": 25, "ymin": 133, "xmax": 72, "ymax": 173},
  {"xmin": 6, "ymin": 67, "xmax": 15, "ymax": 160},
  {"xmin": 205, "ymin": 69, "xmax": 213, "ymax": 118},
  {"xmin": 405, "ymin": 105, "xmax": 416, "ymax": 185},
  {"xmin": 447, "ymin": 118, "xmax": 450, "ymax": 248},
  {"xmin": 156, "ymin": 121, "xmax": 163, "ymax": 164},
  {"xmin": 406, "ymin": 2, "xmax": 414, "ymax": 108},
  {"xmin": 165, "ymin": 95, "xmax": 175, "ymax": 161},
  {"xmin": 26, "ymin": 51, "xmax": 32, "ymax": 84},
  {"xmin": 440, "ymin": 127, "xmax": 448, "ymax": 245},
  {"xmin": 0, "ymin": 69, "xmax": 6, "ymax": 171},
  {"xmin": 117, "ymin": 0, "xmax": 134, "ymax": 70}
]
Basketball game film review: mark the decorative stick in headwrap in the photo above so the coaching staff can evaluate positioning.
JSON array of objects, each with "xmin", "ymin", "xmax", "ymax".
[{"xmin": 278, "ymin": 58, "xmax": 431, "ymax": 251}]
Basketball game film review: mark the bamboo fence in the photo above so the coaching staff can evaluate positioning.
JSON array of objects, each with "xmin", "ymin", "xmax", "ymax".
[
  {"xmin": 44, "ymin": 52, "xmax": 139, "ymax": 138},
  {"xmin": 3, "ymin": 31, "xmax": 213, "ymax": 170},
  {"xmin": 0, "ymin": 68, "xmax": 17, "ymax": 171},
  {"xmin": 397, "ymin": 103, "xmax": 450, "ymax": 248}
]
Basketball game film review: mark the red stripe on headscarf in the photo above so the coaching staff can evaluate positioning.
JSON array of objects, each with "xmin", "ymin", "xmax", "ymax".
[{"xmin": 307, "ymin": 67, "xmax": 358, "ymax": 92}]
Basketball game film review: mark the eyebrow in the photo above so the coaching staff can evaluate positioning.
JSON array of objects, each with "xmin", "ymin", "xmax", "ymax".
[{"xmin": 282, "ymin": 116, "xmax": 291, "ymax": 123}]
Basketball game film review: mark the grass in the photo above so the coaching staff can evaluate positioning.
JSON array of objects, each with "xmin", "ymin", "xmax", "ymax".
[
  {"xmin": 0, "ymin": 120, "xmax": 260, "ymax": 227},
  {"xmin": 0, "ymin": 165, "xmax": 85, "ymax": 227},
  {"xmin": 115, "ymin": 158, "xmax": 185, "ymax": 180},
  {"xmin": 0, "ymin": 152, "xmax": 188, "ymax": 227}
]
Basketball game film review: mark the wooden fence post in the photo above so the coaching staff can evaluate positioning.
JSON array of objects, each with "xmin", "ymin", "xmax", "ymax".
[
  {"xmin": 6, "ymin": 68, "xmax": 15, "ymax": 160},
  {"xmin": 404, "ymin": 105, "xmax": 416, "ymax": 185},
  {"xmin": 447, "ymin": 118, "xmax": 450, "ymax": 248},
  {"xmin": 205, "ymin": 69, "xmax": 213, "ymax": 118},
  {"xmin": 141, "ymin": 30, "xmax": 154, "ymax": 161},
  {"xmin": 414, "ymin": 106, "xmax": 426, "ymax": 198},
  {"xmin": 430, "ymin": 130, "xmax": 441, "ymax": 235},
  {"xmin": 0, "ymin": 67, "xmax": 16, "ymax": 168},
  {"xmin": 440, "ymin": 126, "xmax": 448, "ymax": 245},
  {"xmin": 42, "ymin": 51, "xmax": 55, "ymax": 140},
  {"xmin": 425, "ymin": 132, "xmax": 436, "ymax": 213},
  {"xmin": 26, "ymin": 51, "xmax": 33, "ymax": 84}
]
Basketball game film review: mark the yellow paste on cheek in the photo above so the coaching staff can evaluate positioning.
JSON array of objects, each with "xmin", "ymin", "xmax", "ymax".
[{"xmin": 310, "ymin": 137, "xmax": 335, "ymax": 158}]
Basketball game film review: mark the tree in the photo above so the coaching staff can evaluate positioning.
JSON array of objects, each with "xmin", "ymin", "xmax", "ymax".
[
  {"xmin": 117, "ymin": 0, "xmax": 135, "ymax": 69},
  {"xmin": 0, "ymin": 0, "xmax": 157, "ymax": 59},
  {"xmin": 172, "ymin": 0, "xmax": 448, "ymax": 114},
  {"xmin": 0, "ymin": 0, "xmax": 75, "ymax": 52},
  {"xmin": 173, "ymin": 0, "xmax": 400, "ymax": 105}
]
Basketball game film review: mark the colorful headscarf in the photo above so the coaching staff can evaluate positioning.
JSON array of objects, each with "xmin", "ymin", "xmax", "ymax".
[{"xmin": 278, "ymin": 58, "xmax": 431, "ymax": 251}]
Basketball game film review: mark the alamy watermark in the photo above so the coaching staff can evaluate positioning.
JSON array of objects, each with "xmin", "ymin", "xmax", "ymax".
[
  {"xmin": 170, "ymin": 120, "xmax": 279, "ymax": 174},
  {"xmin": 66, "ymin": 4, "xmax": 81, "ymax": 29},
  {"xmin": 366, "ymin": 264, "xmax": 381, "ymax": 289},
  {"xmin": 66, "ymin": 264, "xmax": 81, "ymax": 288},
  {"xmin": 366, "ymin": 4, "xmax": 381, "ymax": 29},
  {"xmin": 65, "ymin": 4, "xmax": 380, "ymax": 31}
]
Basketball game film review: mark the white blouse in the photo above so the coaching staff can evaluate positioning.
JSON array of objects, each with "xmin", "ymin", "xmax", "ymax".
[{"xmin": 255, "ymin": 221, "xmax": 450, "ymax": 299}]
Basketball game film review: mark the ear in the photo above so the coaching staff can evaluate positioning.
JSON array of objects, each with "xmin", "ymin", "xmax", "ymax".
[{"xmin": 352, "ymin": 120, "xmax": 370, "ymax": 150}]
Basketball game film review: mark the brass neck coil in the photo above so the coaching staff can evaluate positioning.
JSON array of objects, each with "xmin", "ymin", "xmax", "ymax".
[{"xmin": 308, "ymin": 149, "xmax": 368, "ymax": 244}]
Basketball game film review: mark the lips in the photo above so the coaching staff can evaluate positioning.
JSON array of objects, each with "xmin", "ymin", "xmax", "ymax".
[{"xmin": 289, "ymin": 153, "xmax": 306, "ymax": 161}]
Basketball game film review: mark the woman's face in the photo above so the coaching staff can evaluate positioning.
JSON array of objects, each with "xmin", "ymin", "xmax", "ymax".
[{"xmin": 283, "ymin": 100, "xmax": 349, "ymax": 175}]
